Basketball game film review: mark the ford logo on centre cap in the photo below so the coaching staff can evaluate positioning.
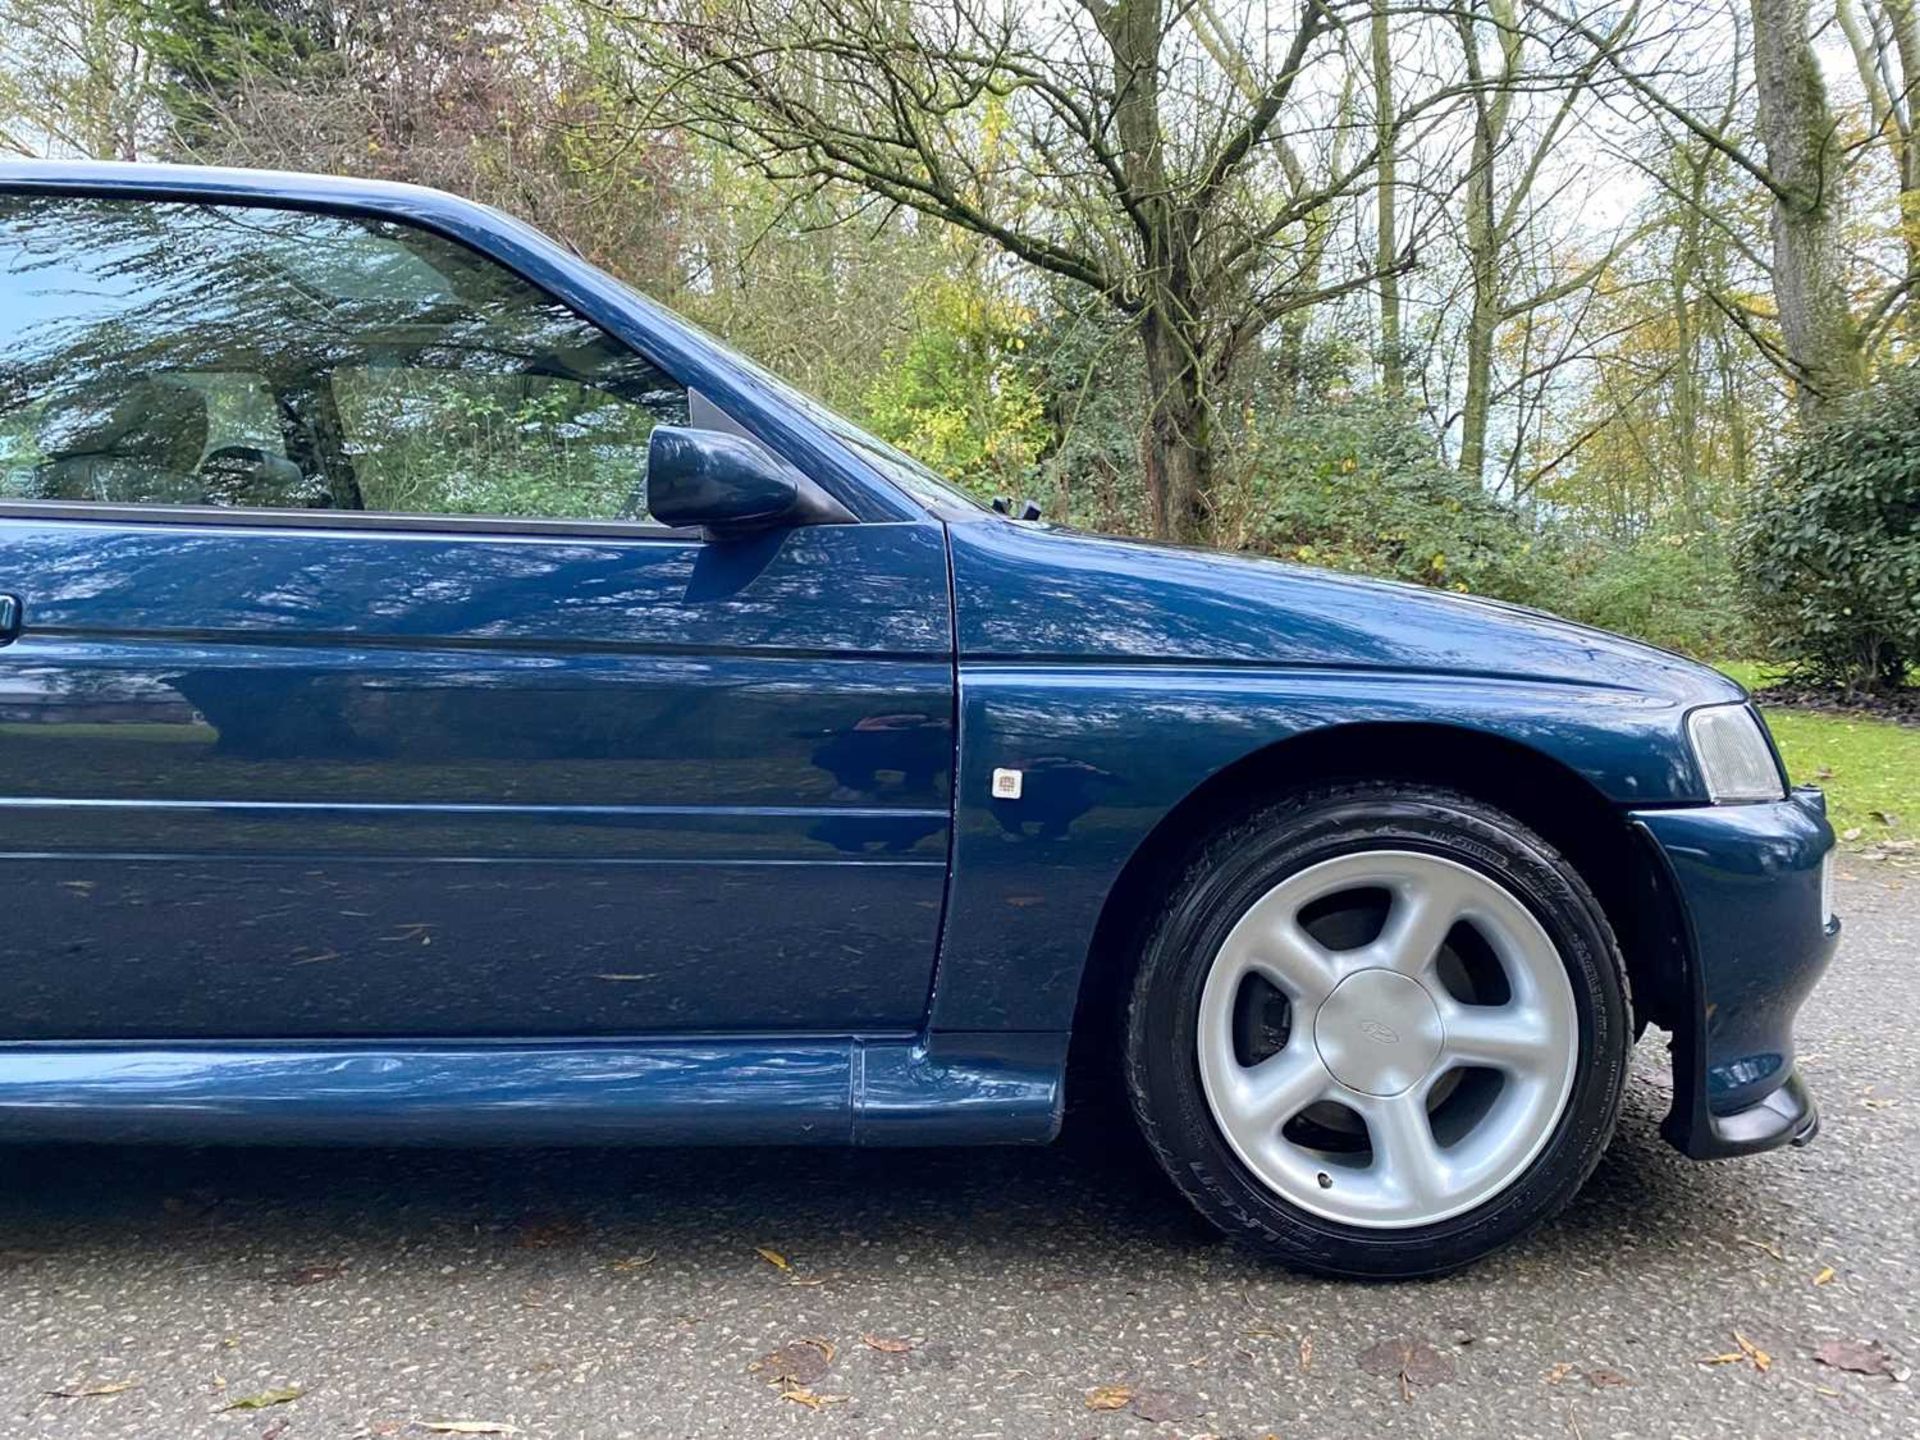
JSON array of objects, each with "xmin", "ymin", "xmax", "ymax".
[{"xmin": 1358, "ymin": 1019, "xmax": 1401, "ymax": 1044}]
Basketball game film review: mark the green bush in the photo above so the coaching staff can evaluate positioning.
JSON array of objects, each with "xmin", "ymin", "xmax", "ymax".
[
  {"xmin": 1738, "ymin": 367, "xmax": 1920, "ymax": 692},
  {"xmin": 1558, "ymin": 534, "xmax": 1753, "ymax": 659},
  {"xmin": 858, "ymin": 274, "xmax": 1047, "ymax": 499},
  {"xmin": 1232, "ymin": 399, "xmax": 1555, "ymax": 606}
]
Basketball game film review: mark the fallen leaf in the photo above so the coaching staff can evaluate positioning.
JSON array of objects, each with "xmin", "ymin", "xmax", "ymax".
[
  {"xmin": 48, "ymin": 1380, "xmax": 138, "ymax": 1398},
  {"xmin": 267, "ymin": 1262, "xmax": 344, "ymax": 1287},
  {"xmin": 779, "ymin": 1386, "xmax": 850, "ymax": 1409},
  {"xmin": 1842, "ymin": 827, "xmax": 1863, "ymax": 842},
  {"xmin": 861, "ymin": 1334, "xmax": 915, "ymax": 1354},
  {"xmin": 417, "ymin": 1424, "xmax": 521, "ymax": 1436},
  {"xmin": 1737, "ymin": 1235, "xmax": 1785, "ymax": 1262},
  {"xmin": 1734, "ymin": 1332, "xmax": 1772, "ymax": 1373},
  {"xmin": 1813, "ymin": 1266, "xmax": 1836, "ymax": 1286},
  {"xmin": 218, "ymin": 1387, "xmax": 303, "ymax": 1412},
  {"xmin": 609, "ymin": 1251, "xmax": 657, "ymax": 1273},
  {"xmin": 1299, "ymin": 1335, "xmax": 1313, "ymax": 1373},
  {"xmin": 1085, "ymin": 1384, "xmax": 1133, "ymax": 1411},
  {"xmin": 754, "ymin": 1246, "xmax": 791, "ymax": 1271},
  {"xmin": 754, "ymin": 1339, "xmax": 834, "ymax": 1387},
  {"xmin": 1359, "ymin": 1337, "xmax": 1455, "ymax": 1394},
  {"xmin": 1131, "ymin": 1389, "xmax": 1205, "ymax": 1422},
  {"xmin": 1544, "ymin": 1362, "xmax": 1576, "ymax": 1385},
  {"xmin": 1587, "ymin": 1368, "xmax": 1630, "ymax": 1388},
  {"xmin": 1812, "ymin": 1339, "xmax": 1899, "ymax": 1377}
]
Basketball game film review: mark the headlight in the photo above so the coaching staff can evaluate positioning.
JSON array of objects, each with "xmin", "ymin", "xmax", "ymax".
[{"xmin": 1687, "ymin": 703, "xmax": 1786, "ymax": 803}]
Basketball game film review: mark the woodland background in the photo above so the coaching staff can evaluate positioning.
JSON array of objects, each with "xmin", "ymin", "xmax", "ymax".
[{"xmin": 1, "ymin": 0, "xmax": 1916, "ymax": 703}]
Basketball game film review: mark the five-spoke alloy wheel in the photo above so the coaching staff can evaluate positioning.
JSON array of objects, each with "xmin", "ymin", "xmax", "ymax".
[{"xmin": 1127, "ymin": 783, "xmax": 1632, "ymax": 1277}]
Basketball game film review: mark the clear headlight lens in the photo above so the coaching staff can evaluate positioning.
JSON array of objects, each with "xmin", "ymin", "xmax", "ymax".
[{"xmin": 1687, "ymin": 703, "xmax": 1787, "ymax": 803}]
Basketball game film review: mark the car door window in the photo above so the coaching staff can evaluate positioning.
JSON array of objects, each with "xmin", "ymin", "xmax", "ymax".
[
  {"xmin": 331, "ymin": 366, "xmax": 662, "ymax": 521},
  {"xmin": 0, "ymin": 195, "xmax": 687, "ymax": 524}
]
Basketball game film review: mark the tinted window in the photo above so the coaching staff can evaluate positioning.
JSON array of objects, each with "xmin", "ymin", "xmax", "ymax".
[{"xmin": 0, "ymin": 195, "xmax": 686, "ymax": 523}]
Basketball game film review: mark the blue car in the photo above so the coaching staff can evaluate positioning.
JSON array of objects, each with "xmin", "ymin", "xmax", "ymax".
[{"xmin": 0, "ymin": 161, "xmax": 1838, "ymax": 1277}]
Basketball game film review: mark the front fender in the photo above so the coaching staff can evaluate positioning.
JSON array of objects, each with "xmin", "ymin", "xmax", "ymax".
[{"xmin": 929, "ymin": 663, "xmax": 1703, "ymax": 1032}]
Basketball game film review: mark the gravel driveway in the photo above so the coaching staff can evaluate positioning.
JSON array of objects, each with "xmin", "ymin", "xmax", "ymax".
[{"xmin": 1, "ymin": 869, "xmax": 1913, "ymax": 1439}]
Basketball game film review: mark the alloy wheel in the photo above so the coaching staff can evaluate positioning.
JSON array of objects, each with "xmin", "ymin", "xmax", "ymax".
[{"xmin": 1194, "ymin": 849, "xmax": 1579, "ymax": 1228}]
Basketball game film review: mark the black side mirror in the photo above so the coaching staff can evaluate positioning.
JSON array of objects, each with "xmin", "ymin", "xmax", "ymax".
[{"xmin": 647, "ymin": 425, "xmax": 856, "ymax": 540}]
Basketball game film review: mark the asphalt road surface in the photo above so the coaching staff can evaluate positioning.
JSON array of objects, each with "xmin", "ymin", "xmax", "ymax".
[{"xmin": 1, "ymin": 869, "xmax": 1913, "ymax": 1440}]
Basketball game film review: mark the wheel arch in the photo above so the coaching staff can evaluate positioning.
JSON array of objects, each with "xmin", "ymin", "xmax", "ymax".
[{"xmin": 1068, "ymin": 721, "xmax": 1691, "ymax": 1092}]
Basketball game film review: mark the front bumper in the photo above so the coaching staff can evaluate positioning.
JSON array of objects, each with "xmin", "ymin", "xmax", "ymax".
[{"xmin": 1631, "ymin": 787, "xmax": 1838, "ymax": 1159}]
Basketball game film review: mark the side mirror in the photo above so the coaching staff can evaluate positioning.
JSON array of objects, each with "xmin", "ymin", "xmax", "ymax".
[{"xmin": 647, "ymin": 425, "xmax": 856, "ymax": 540}]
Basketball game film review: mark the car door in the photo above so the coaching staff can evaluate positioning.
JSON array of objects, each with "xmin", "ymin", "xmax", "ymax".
[{"xmin": 0, "ymin": 188, "xmax": 953, "ymax": 1040}]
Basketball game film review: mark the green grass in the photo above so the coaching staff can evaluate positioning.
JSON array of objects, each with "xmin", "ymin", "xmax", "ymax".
[
  {"xmin": 1715, "ymin": 662, "xmax": 1919, "ymax": 845},
  {"xmin": 1714, "ymin": 660, "xmax": 1780, "ymax": 693}
]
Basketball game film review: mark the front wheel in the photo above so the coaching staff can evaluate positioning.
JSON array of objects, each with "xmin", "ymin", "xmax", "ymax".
[{"xmin": 1125, "ymin": 783, "xmax": 1631, "ymax": 1278}]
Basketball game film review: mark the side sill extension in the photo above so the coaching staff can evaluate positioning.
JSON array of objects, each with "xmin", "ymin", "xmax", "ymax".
[{"xmin": 0, "ymin": 1032, "xmax": 1067, "ymax": 1148}]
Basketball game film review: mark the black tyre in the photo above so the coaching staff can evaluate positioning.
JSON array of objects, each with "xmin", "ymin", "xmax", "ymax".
[{"xmin": 1125, "ymin": 782, "xmax": 1631, "ymax": 1278}]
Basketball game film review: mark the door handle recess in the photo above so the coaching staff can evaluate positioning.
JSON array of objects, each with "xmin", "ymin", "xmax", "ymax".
[{"xmin": 0, "ymin": 594, "xmax": 20, "ymax": 644}]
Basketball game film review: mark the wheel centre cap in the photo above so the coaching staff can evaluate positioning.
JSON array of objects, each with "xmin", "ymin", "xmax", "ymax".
[{"xmin": 1313, "ymin": 969, "xmax": 1444, "ymax": 1096}]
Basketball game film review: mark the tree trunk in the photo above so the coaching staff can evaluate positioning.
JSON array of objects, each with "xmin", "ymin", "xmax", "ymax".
[
  {"xmin": 1371, "ymin": 0, "xmax": 1403, "ymax": 396},
  {"xmin": 1139, "ymin": 309, "xmax": 1214, "ymax": 544},
  {"xmin": 1093, "ymin": 0, "xmax": 1218, "ymax": 542},
  {"xmin": 1884, "ymin": 0, "xmax": 1920, "ymax": 342},
  {"xmin": 1835, "ymin": 0, "xmax": 1920, "ymax": 342},
  {"xmin": 1715, "ymin": 326, "xmax": 1753, "ymax": 493},
  {"xmin": 1274, "ymin": 313, "xmax": 1308, "ymax": 416},
  {"xmin": 1457, "ymin": 110, "xmax": 1499, "ymax": 480},
  {"xmin": 1750, "ymin": 0, "xmax": 1867, "ymax": 417},
  {"xmin": 1670, "ymin": 148, "xmax": 1710, "ymax": 524},
  {"xmin": 1670, "ymin": 266, "xmax": 1700, "ymax": 522},
  {"xmin": 1273, "ymin": 206, "xmax": 1335, "ymax": 415},
  {"xmin": 1453, "ymin": 0, "xmax": 1517, "ymax": 479}
]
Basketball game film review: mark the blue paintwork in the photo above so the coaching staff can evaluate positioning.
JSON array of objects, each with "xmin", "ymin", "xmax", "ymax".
[
  {"xmin": 0, "ymin": 1033, "xmax": 1065, "ymax": 1146},
  {"xmin": 1636, "ymin": 788, "xmax": 1837, "ymax": 1155},
  {"xmin": 0, "ymin": 161, "xmax": 1836, "ymax": 1159},
  {"xmin": 0, "ymin": 514, "xmax": 953, "ymax": 1037},
  {"xmin": 946, "ymin": 519, "xmax": 1744, "ymax": 715},
  {"xmin": 929, "ymin": 522, "xmax": 1752, "ymax": 1034}
]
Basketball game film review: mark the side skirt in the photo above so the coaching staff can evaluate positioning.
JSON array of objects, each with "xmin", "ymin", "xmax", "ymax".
[{"xmin": 0, "ymin": 1032, "xmax": 1067, "ymax": 1147}]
